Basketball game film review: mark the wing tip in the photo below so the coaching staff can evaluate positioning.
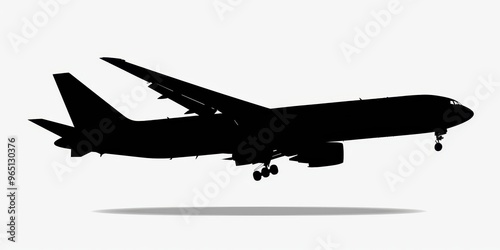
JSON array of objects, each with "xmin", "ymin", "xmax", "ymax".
[
  {"xmin": 29, "ymin": 118, "xmax": 42, "ymax": 124},
  {"xmin": 100, "ymin": 57, "xmax": 125, "ymax": 64},
  {"xmin": 52, "ymin": 72, "xmax": 71, "ymax": 77}
]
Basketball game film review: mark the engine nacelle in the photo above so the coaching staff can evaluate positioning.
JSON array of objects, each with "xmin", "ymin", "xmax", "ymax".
[{"xmin": 290, "ymin": 142, "xmax": 344, "ymax": 167}]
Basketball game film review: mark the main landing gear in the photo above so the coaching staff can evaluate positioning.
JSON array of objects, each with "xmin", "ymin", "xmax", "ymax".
[
  {"xmin": 434, "ymin": 129, "xmax": 447, "ymax": 152},
  {"xmin": 253, "ymin": 164, "xmax": 279, "ymax": 181}
]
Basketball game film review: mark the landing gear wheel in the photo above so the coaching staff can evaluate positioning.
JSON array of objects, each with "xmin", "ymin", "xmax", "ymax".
[
  {"xmin": 253, "ymin": 171, "xmax": 261, "ymax": 181},
  {"xmin": 270, "ymin": 164, "xmax": 279, "ymax": 175},
  {"xmin": 434, "ymin": 142, "xmax": 443, "ymax": 151},
  {"xmin": 434, "ymin": 129, "xmax": 446, "ymax": 152},
  {"xmin": 261, "ymin": 167, "xmax": 270, "ymax": 178}
]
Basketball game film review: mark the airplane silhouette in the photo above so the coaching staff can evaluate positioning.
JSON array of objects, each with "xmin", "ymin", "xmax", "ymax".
[{"xmin": 30, "ymin": 58, "xmax": 474, "ymax": 181}]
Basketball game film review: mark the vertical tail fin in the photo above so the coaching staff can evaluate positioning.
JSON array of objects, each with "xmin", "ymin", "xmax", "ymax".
[
  {"xmin": 30, "ymin": 73, "xmax": 129, "ymax": 157},
  {"xmin": 53, "ymin": 73, "xmax": 128, "ymax": 129}
]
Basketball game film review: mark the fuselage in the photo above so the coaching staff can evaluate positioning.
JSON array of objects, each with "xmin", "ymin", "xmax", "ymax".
[{"xmin": 99, "ymin": 95, "xmax": 473, "ymax": 159}]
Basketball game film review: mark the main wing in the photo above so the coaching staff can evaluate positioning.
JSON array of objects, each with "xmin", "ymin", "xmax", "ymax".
[{"xmin": 101, "ymin": 57, "xmax": 270, "ymax": 124}]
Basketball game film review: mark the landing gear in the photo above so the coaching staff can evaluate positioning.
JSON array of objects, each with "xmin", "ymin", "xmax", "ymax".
[
  {"xmin": 261, "ymin": 167, "xmax": 270, "ymax": 178},
  {"xmin": 270, "ymin": 164, "xmax": 279, "ymax": 175},
  {"xmin": 253, "ymin": 171, "xmax": 262, "ymax": 181},
  {"xmin": 253, "ymin": 164, "xmax": 279, "ymax": 181},
  {"xmin": 434, "ymin": 129, "xmax": 446, "ymax": 152}
]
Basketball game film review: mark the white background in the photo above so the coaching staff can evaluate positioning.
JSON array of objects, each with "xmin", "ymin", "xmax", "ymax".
[{"xmin": 1, "ymin": 0, "xmax": 499, "ymax": 249}]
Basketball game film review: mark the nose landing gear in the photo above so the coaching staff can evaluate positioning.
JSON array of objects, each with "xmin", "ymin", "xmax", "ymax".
[
  {"xmin": 253, "ymin": 164, "xmax": 279, "ymax": 181},
  {"xmin": 435, "ymin": 140, "xmax": 443, "ymax": 151},
  {"xmin": 434, "ymin": 129, "xmax": 446, "ymax": 151}
]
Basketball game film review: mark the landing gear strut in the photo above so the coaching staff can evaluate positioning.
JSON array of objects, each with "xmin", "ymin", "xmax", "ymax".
[
  {"xmin": 253, "ymin": 164, "xmax": 279, "ymax": 181},
  {"xmin": 434, "ymin": 129, "xmax": 446, "ymax": 152}
]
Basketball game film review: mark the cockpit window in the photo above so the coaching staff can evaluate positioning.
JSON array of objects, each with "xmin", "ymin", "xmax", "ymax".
[{"xmin": 450, "ymin": 100, "xmax": 460, "ymax": 105}]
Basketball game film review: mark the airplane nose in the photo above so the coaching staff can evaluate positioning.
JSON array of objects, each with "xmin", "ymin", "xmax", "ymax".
[
  {"xmin": 462, "ymin": 105, "xmax": 474, "ymax": 122},
  {"xmin": 443, "ymin": 103, "xmax": 474, "ymax": 128}
]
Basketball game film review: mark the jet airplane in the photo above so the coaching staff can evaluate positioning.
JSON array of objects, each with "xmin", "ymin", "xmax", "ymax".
[{"xmin": 31, "ymin": 58, "xmax": 474, "ymax": 181}]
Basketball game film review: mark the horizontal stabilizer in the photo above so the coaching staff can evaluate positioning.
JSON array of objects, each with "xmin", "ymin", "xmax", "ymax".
[{"xmin": 29, "ymin": 119, "xmax": 73, "ymax": 137}]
